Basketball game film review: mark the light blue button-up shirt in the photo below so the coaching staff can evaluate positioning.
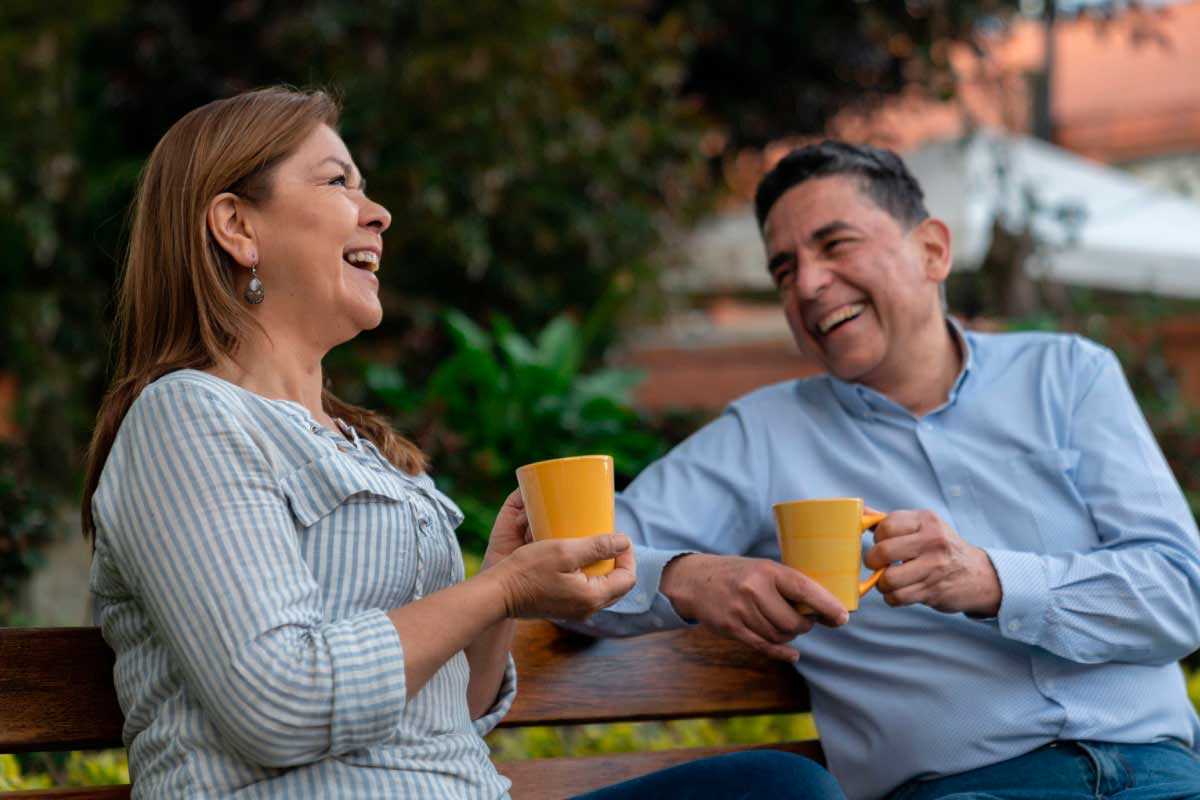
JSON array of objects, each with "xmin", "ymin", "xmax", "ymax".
[{"xmin": 588, "ymin": 326, "xmax": 1200, "ymax": 800}]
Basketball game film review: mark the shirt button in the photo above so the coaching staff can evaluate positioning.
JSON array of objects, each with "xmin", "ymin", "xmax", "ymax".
[
  {"xmin": 1007, "ymin": 620, "xmax": 1021, "ymax": 633},
  {"xmin": 948, "ymin": 485, "xmax": 963, "ymax": 497},
  {"xmin": 1044, "ymin": 679, "xmax": 1056, "ymax": 691},
  {"xmin": 920, "ymin": 422, "xmax": 933, "ymax": 432},
  {"xmin": 309, "ymin": 425, "xmax": 320, "ymax": 434},
  {"xmin": 419, "ymin": 518, "xmax": 431, "ymax": 529}
]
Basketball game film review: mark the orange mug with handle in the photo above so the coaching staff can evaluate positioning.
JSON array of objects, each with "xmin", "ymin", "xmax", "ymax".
[{"xmin": 773, "ymin": 497, "xmax": 888, "ymax": 613}]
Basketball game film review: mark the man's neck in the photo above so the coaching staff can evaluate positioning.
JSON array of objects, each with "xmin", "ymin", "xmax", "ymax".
[{"xmin": 859, "ymin": 317, "xmax": 963, "ymax": 418}]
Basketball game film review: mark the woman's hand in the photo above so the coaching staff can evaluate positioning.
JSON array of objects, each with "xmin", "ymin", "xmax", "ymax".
[
  {"xmin": 481, "ymin": 489, "xmax": 532, "ymax": 571},
  {"xmin": 488, "ymin": 534, "xmax": 637, "ymax": 621}
]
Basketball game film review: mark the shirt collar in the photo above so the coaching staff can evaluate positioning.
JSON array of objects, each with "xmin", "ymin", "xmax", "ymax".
[{"xmin": 827, "ymin": 317, "xmax": 975, "ymax": 420}]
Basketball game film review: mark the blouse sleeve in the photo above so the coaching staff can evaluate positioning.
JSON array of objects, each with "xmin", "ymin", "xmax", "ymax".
[
  {"xmin": 94, "ymin": 380, "xmax": 407, "ymax": 768},
  {"xmin": 472, "ymin": 653, "xmax": 517, "ymax": 737}
]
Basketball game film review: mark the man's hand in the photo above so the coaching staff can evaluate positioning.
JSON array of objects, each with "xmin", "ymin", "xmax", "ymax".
[
  {"xmin": 865, "ymin": 509, "xmax": 1001, "ymax": 616},
  {"xmin": 661, "ymin": 554, "xmax": 849, "ymax": 662}
]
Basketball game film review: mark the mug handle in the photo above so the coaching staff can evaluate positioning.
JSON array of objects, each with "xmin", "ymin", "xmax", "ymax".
[{"xmin": 858, "ymin": 512, "xmax": 888, "ymax": 596}]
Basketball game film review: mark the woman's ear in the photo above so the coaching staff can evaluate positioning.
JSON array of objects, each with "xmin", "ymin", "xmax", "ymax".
[
  {"xmin": 207, "ymin": 192, "xmax": 258, "ymax": 266},
  {"xmin": 916, "ymin": 217, "xmax": 952, "ymax": 282}
]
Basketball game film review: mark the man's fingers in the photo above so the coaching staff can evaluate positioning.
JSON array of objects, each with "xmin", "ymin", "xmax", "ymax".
[
  {"xmin": 754, "ymin": 587, "xmax": 819, "ymax": 640},
  {"xmin": 876, "ymin": 558, "xmax": 933, "ymax": 594},
  {"xmin": 864, "ymin": 534, "xmax": 924, "ymax": 570},
  {"xmin": 777, "ymin": 569, "xmax": 849, "ymax": 627},
  {"xmin": 880, "ymin": 579, "xmax": 932, "ymax": 608},
  {"xmin": 873, "ymin": 509, "xmax": 923, "ymax": 542},
  {"xmin": 742, "ymin": 631, "xmax": 802, "ymax": 663}
]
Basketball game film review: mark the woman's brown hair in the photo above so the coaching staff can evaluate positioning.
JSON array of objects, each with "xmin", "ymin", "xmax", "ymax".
[{"xmin": 81, "ymin": 87, "xmax": 425, "ymax": 538}]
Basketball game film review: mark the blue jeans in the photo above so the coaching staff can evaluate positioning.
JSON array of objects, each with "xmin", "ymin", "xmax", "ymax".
[
  {"xmin": 886, "ymin": 740, "xmax": 1200, "ymax": 800},
  {"xmin": 571, "ymin": 749, "xmax": 847, "ymax": 799}
]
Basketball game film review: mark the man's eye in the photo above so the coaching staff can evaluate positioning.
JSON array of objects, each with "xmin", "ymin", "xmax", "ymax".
[
  {"xmin": 329, "ymin": 174, "xmax": 348, "ymax": 186},
  {"xmin": 826, "ymin": 239, "xmax": 850, "ymax": 253}
]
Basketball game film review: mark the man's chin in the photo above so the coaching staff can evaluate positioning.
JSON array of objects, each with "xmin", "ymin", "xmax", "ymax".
[{"xmin": 821, "ymin": 354, "xmax": 880, "ymax": 384}]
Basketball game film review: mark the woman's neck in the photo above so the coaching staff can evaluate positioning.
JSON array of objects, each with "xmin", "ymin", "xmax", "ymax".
[{"xmin": 207, "ymin": 336, "xmax": 327, "ymax": 423}]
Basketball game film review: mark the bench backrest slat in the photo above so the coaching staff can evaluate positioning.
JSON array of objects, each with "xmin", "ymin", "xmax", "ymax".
[
  {"xmin": 0, "ymin": 628, "xmax": 125, "ymax": 753},
  {"xmin": 499, "ymin": 621, "xmax": 810, "ymax": 726},
  {"xmin": 0, "ymin": 622, "xmax": 810, "ymax": 752}
]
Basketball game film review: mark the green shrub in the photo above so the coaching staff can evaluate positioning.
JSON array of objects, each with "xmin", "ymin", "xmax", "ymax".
[{"xmin": 367, "ymin": 311, "xmax": 669, "ymax": 553}]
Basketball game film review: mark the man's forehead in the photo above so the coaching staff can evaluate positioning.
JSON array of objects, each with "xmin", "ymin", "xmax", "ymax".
[{"xmin": 763, "ymin": 176, "xmax": 878, "ymax": 244}]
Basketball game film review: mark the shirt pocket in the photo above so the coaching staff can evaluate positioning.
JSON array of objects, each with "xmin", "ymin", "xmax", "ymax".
[
  {"xmin": 279, "ymin": 455, "xmax": 410, "ymax": 527},
  {"xmin": 966, "ymin": 447, "xmax": 1087, "ymax": 552}
]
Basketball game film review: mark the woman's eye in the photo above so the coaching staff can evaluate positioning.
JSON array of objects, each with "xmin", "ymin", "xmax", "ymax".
[{"xmin": 329, "ymin": 174, "xmax": 348, "ymax": 186}]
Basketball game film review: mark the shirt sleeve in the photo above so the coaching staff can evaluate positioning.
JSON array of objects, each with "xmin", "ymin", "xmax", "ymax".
[
  {"xmin": 94, "ymin": 381, "xmax": 408, "ymax": 767},
  {"xmin": 986, "ymin": 345, "xmax": 1200, "ymax": 665},
  {"xmin": 575, "ymin": 404, "xmax": 770, "ymax": 637},
  {"xmin": 471, "ymin": 653, "xmax": 517, "ymax": 737}
]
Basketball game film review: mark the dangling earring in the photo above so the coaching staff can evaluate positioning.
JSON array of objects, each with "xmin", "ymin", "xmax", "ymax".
[{"xmin": 243, "ymin": 252, "xmax": 264, "ymax": 305}]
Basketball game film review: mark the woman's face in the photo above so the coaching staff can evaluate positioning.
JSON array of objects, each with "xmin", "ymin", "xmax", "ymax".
[{"xmin": 247, "ymin": 123, "xmax": 392, "ymax": 347}]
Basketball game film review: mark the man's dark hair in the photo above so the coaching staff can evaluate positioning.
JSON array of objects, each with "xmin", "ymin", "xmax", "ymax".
[{"xmin": 754, "ymin": 141, "xmax": 929, "ymax": 230}]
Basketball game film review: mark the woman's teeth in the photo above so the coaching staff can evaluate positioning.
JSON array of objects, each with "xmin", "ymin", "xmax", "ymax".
[{"xmin": 344, "ymin": 251, "xmax": 379, "ymax": 272}]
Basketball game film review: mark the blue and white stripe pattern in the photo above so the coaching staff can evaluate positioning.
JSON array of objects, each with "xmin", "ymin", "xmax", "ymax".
[{"xmin": 90, "ymin": 369, "xmax": 515, "ymax": 799}]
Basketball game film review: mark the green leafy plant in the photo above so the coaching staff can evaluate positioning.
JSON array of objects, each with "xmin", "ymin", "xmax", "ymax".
[{"xmin": 367, "ymin": 311, "xmax": 668, "ymax": 553}]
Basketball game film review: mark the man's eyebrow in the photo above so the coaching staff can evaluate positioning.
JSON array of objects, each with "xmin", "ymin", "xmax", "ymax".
[
  {"xmin": 809, "ymin": 220, "xmax": 860, "ymax": 243},
  {"xmin": 317, "ymin": 156, "xmax": 365, "ymax": 189}
]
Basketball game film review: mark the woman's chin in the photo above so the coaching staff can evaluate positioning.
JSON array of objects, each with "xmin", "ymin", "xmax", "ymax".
[{"xmin": 353, "ymin": 303, "xmax": 384, "ymax": 332}]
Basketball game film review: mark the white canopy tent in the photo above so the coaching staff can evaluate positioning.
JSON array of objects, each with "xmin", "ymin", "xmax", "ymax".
[
  {"xmin": 667, "ymin": 132, "xmax": 1200, "ymax": 299},
  {"xmin": 906, "ymin": 131, "xmax": 1200, "ymax": 298}
]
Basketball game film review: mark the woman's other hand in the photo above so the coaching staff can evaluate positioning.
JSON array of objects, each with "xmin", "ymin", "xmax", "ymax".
[{"xmin": 490, "ymin": 534, "xmax": 636, "ymax": 621}]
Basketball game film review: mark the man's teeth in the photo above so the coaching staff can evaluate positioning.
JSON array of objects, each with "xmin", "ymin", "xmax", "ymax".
[
  {"xmin": 344, "ymin": 251, "xmax": 380, "ymax": 272},
  {"xmin": 817, "ymin": 303, "xmax": 866, "ymax": 335}
]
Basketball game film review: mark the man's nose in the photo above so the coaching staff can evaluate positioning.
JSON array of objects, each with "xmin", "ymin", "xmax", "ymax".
[{"xmin": 791, "ymin": 260, "xmax": 834, "ymax": 300}]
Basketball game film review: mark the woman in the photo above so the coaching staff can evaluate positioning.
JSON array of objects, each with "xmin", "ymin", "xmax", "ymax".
[{"xmin": 81, "ymin": 87, "xmax": 846, "ymax": 799}]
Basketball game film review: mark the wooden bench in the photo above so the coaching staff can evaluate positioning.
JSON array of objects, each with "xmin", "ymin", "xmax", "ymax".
[{"xmin": 0, "ymin": 622, "xmax": 821, "ymax": 799}]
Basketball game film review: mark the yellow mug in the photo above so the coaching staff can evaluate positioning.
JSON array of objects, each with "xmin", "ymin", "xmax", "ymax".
[
  {"xmin": 515, "ymin": 455, "xmax": 615, "ymax": 577},
  {"xmin": 773, "ymin": 498, "xmax": 888, "ymax": 613}
]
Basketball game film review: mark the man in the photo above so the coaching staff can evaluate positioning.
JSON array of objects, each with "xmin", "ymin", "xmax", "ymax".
[{"xmin": 582, "ymin": 141, "xmax": 1200, "ymax": 799}]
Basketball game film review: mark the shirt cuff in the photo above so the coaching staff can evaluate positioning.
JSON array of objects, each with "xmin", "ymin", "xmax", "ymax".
[
  {"xmin": 986, "ymin": 548, "xmax": 1051, "ymax": 646},
  {"xmin": 608, "ymin": 546, "xmax": 693, "ymax": 616},
  {"xmin": 323, "ymin": 609, "xmax": 407, "ymax": 752},
  {"xmin": 473, "ymin": 653, "xmax": 517, "ymax": 737}
]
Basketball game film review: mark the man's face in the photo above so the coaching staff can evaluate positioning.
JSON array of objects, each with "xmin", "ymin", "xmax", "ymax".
[{"xmin": 763, "ymin": 175, "xmax": 945, "ymax": 386}]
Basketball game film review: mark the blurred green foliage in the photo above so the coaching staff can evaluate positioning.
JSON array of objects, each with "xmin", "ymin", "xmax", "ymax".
[
  {"xmin": 1, "ymin": 750, "xmax": 128, "ymax": 791},
  {"xmin": 0, "ymin": 443, "xmax": 55, "ymax": 623},
  {"xmin": 488, "ymin": 713, "xmax": 820, "ymax": 761},
  {"xmin": 367, "ymin": 311, "xmax": 668, "ymax": 552}
]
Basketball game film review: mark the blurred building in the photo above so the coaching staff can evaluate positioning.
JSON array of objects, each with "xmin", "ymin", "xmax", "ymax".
[{"xmin": 627, "ymin": 0, "xmax": 1200, "ymax": 413}]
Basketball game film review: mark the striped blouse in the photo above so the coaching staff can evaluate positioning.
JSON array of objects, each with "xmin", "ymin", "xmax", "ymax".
[{"xmin": 89, "ymin": 369, "xmax": 516, "ymax": 799}]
